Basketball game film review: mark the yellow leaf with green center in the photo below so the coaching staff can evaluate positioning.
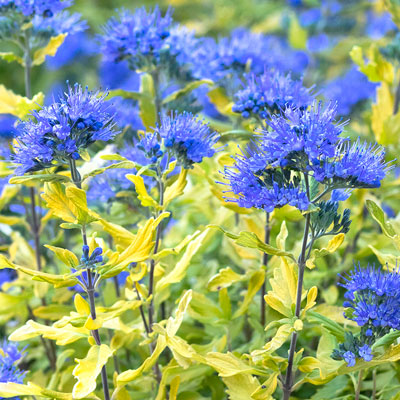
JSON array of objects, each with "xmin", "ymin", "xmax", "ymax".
[
  {"xmin": 117, "ymin": 335, "xmax": 167, "ymax": 384},
  {"xmin": 0, "ymin": 52, "xmax": 24, "ymax": 65},
  {"xmin": 223, "ymin": 374, "xmax": 261, "ymax": 400},
  {"xmin": 233, "ymin": 270, "xmax": 265, "ymax": 318},
  {"xmin": 156, "ymin": 230, "xmax": 208, "ymax": 294},
  {"xmin": 9, "ymin": 320, "xmax": 88, "ymax": 345},
  {"xmin": 306, "ymin": 233, "xmax": 345, "ymax": 270},
  {"xmin": 163, "ymin": 168, "xmax": 188, "ymax": 207},
  {"xmin": 204, "ymin": 352, "xmax": 259, "ymax": 377},
  {"xmin": 207, "ymin": 267, "xmax": 244, "ymax": 291},
  {"xmin": 0, "ymin": 382, "xmax": 76, "ymax": 399},
  {"xmin": 0, "ymin": 85, "xmax": 44, "ymax": 119},
  {"xmin": 99, "ymin": 213, "xmax": 169, "ymax": 278},
  {"xmin": 44, "ymin": 245, "xmax": 79, "ymax": 268},
  {"xmin": 72, "ymin": 344, "xmax": 113, "ymax": 399},
  {"xmin": 32, "ymin": 33, "xmax": 67, "ymax": 66},
  {"xmin": 126, "ymin": 174, "xmax": 160, "ymax": 208}
]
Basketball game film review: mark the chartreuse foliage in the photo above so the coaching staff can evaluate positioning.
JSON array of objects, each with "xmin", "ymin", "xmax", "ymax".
[{"xmin": 1, "ymin": 0, "xmax": 400, "ymax": 399}]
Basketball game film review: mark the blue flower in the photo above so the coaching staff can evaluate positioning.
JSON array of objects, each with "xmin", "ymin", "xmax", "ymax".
[
  {"xmin": 0, "ymin": 114, "xmax": 16, "ymax": 140},
  {"xmin": 222, "ymin": 145, "xmax": 309, "ymax": 212},
  {"xmin": 261, "ymin": 102, "xmax": 345, "ymax": 169},
  {"xmin": 138, "ymin": 132, "xmax": 163, "ymax": 163},
  {"xmin": 192, "ymin": 29, "xmax": 308, "ymax": 85},
  {"xmin": 365, "ymin": 10, "xmax": 396, "ymax": 40},
  {"xmin": 342, "ymin": 350, "xmax": 356, "ymax": 367},
  {"xmin": 13, "ymin": 83, "xmax": 119, "ymax": 174},
  {"xmin": 32, "ymin": 10, "xmax": 87, "ymax": 37},
  {"xmin": 155, "ymin": 112, "xmax": 219, "ymax": 168},
  {"xmin": 0, "ymin": 268, "xmax": 17, "ymax": 288},
  {"xmin": 358, "ymin": 344, "xmax": 373, "ymax": 362},
  {"xmin": 1, "ymin": 0, "xmax": 71, "ymax": 17},
  {"xmin": 232, "ymin": 69, "xmax": 314, "ymax": 119},
  {"xmin": 0, "ymin": 340, "xmax": 25, "ymax": 385},
  {"xmin": 312, "ymin": 139, "xmax": 393, "ymax": 189},
  {"xmin": 324, "ymin": 67, "xmax": 377, "ymax": 116},
  {"xmin": 340, "ymin": 264, "xmax": 400, "ymax": 331},
  {"xmin": 101, "ymin": 6, "xmax": 173, "ymax": 71}
]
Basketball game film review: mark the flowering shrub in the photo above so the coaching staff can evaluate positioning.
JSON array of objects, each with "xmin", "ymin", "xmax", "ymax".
[{"xmin": 0, "ymin": 1, "xmax": 400, "ymax": 399}]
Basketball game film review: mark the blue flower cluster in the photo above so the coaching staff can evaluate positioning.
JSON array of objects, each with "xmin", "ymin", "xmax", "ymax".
[
  {"xmin": 223, "ymin": 101, "xmax": 391, "ymax": 213},
  {"xmin": 81, "ymin": 245, "xmax": 103, "ymax": 267},
  {"xmin": 0, "ymin": 340, "xmax": 25, "ymax": 386},
  {"xmin": 101, "ymin": 6, "xmax": 199, "ymax": 77},
  {"xmin": 0, "ymin": 0, "xmax": 70, "ymax": 17},
  {"xmin": 149, "ymin": 112, "xmax": 220, "ymax": 169},
  {"xmin": 333, "ymin": 264, "xmax": 400, "ymax": 366},
  {"xmin": 13, "ymin": 84, "xmax": 119, "ymax": 175},
  {"xmin": 232, "ymin": 70, "xmax": 314, "ymax": 119},
  {"xmin": 0, "ymin": 0, "xmax": 86, "ymax": 41},
  {"xmin": 0, "ymin": 268, "xmax": 17, "ymax": 288},
  {"xmin": 193, "ymin": 29, "xmax": 308, "ymax": 85},
  {"xmin": 324, "ymin": 67, "xmax": 377, "ymax": 116}
]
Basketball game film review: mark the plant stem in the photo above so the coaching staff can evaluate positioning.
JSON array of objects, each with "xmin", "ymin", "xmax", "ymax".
[
  {"xmin": 355, "ymin": 369, "xmax": 364, "ymax": 400},
  {"xmin": 260, "ymin": 212, "xmax": 270, "ymax": 327},
  {"xmin": 69, "ymin": 159, "xmax": 110, "ymax": 400},
  {"xmin": 372, "ymin": 369, "xmax": 377, "ymax": 400},
  {"xmin": 282, "ymin": 175, "xmax": 311, "ymax": 400},
  {"xmin": 148, "ymin": 176, "xmax": 164, "ymax": 329},
  {"xmin": 394, "ymin": 76, "xmax": 400, "ymax": 115}
]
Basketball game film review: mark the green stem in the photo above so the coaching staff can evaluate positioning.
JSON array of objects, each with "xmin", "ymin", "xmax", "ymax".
[
  {"xmin": 355, "ymin": 369, "xmax": 364, "ymax": 400},
  {"xmin": 282, "ymin": 175, "xmax": 312, "ymax": 400},
  {"xmin": 151, "ymin": 69, "xmax": 162, "ymax": 125},
  {"xmin": 372, "ymin": 369, "xmax": 377, "ymax": 400},
  {"xmin": 69, "ymin": 158, "xmax": 110, "ymax": 400},
  {"xmin": 260, "ymin": 212, "xmax": 270, "ymax": 327}
]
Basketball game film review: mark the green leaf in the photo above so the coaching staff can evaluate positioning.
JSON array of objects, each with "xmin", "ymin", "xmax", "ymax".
[
  {"xmin": 72, "ymin": 345, "xmax": 114, "ymax": 399},
  {"xmin": 0, "ymin": 382, "xmax": 79, "ymax": 399},
  {"xmin": 138, "ymin": 73, "xmax": 157, "ymax": 130},
  {"xmin": 210, "ymin": 225, "xmax": 296, "ymax": 260},
  {"xmin": 82, "ymin": 161, "xmax": 136, "ymax": 180},
  {"xmin": 0, "ymin": 52, "xmax": 24, "ymax": 65},
  {"xmin": 288, "ymin": 14, "xmax": 308, "ymax": 49},
  {"xmin": 366, "ymin": 199, "xmax": 397, "ymax": 238},
  {"xmin": 9, "ymin": 174, "xmax": 70, "ymax": 186},
  {"xmin": 44, "ymin": 245, "xmax": 79, "ymax": 268},
  {"xmin": 207, "ymin": 267, "xmax": 244, "ymax": 291},
  {"xmin": 107, "ymin": 89, "xmax": 144, "ymax": 101},
  {"xmin": 32, "ymin": 33, "xmax": 67, "ymax": 66},
  {"xmin": 307, "ymin": 311, "xmax": 345, "ymax": 341},
  {"xmin": 162, "ymin": 79, "xmax": 213, "ymax": 104}
]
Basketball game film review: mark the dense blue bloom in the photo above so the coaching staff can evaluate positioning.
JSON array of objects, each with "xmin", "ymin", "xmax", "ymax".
[
  {"xmin": 33, "ymin": 10, "xmax": 87, "ymax": 37},
  {"xmin": 0, "ymin": 114, "xmax": 16, "ymax": 140},
  {"xmin": 13, "ymin": 83, "xmax": 119, "ymax": 174},
  {"xmin": 193, "ymin": 29, "xmax": 308, "ymax": 84},
  {"xmin": 81, "ymin": 245, "xmax": 103, "ymax": 266},
  {"xmin": 232, "ymin": 70, "xmax": 314, "ymax": 119},
  {"xmin": 306, "ymin": 34, "xmax": 332, "ymax": 53},
  {"xmin": 222, "ymin": 146, "xmax": 309, "ymax": 212},
  {"xmin": 299, "ymin": 8, "xmax": 321, "ymax": 27},
  {"xmin": 0, "ymin": 0, "xmax": 70, "ymax": 17},
  {"xmin": 154, "ymin": 112, "xmax": 219, "ymax": 168},
  {"xmin": 324, "ymin": 67, "xmax": 377, "ymax": 116},
  {"xmin": 261, "ymin": 102, "xmax": 345, "ymax": 168},
  {"xmin": 333, "ymin": 264, "xmax": 400, "ymax": 366},
  {"xmin": 0, "ymin": 340, "xmax": 25, "ymax": 386},
  {"xmin": 312, "ymin": 139, "xmax": 392, "ymax": 188},
  {"xmin": 138, "ymin": 132, "xmax": 163, "ymax": 163},
  {"xmin": 101, "ymin": 6, "xmax": 198, "ymax": 75}
]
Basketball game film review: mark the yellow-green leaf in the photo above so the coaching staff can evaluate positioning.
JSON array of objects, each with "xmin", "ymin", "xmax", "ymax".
[
  {"xmin": 156, "ymin": 230, "xmax": 208, "ymax": 293},
  {"xmin": 0, "ymin": 382, "xmax": 75, "ymax": 399},
  {"xmin": 0, "ymin": 52, "xmax": 24, "ymax": 65},
  {"xmin": 44, "ymin": 245, "xmax": 79, "ymax": 268},
  {"xmin": 306, "ymin": 234, "xmax": 345, "ymax": 270},
  {"xmin": 32, "ymin": 33, "xmax": 67, "ymax": 66},
  {"xmin": 288, "ymin": 15, "xmax": 307, "ymax": 49},
  {"xmin": 72, "ymin": 344, "xmax": 113, "ymax": 399},
  {"xmin": 207, "ymin": 267, "xmax": 244, "ymax": 291},
  {"xmin": 0, "ymin": 85, "xmax": 44, "ymax": 119},
  {"xmin": 126, "ymin": 174, "xmax": 159, "ymax": 208},
  {"xmin": 163, "ymin": 168, "xmax": 188, "ymax": 206},
  {"xmin": 138, "ymin": 73, "xmax": 156, "ymax": 130},
  {"xmin": 162, "ymin": 79, "xmax": 213, "ymax": 104}
]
